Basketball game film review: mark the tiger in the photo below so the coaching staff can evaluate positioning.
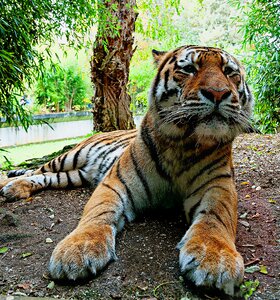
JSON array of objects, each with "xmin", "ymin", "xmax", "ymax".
[{"xmin": 0, "ymin": 45, "xmax": 253, "ymax": 296}]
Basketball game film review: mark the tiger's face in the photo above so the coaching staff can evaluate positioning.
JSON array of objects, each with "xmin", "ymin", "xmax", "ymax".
[{"xmin": 150, "ymin": 45, "xmax": 253, "ymax": 143}]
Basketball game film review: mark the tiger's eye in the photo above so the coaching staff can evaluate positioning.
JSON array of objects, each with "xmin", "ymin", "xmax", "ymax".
[
  {"xmin": 182, "ymin": 65, "xmax": 197, "ymax": 74},
  {"xmin": 224, "ymin": 66, "xmax": 235, "ymax": 75}
]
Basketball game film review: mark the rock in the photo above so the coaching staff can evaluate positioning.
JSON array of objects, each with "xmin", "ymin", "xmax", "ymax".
[
  {"xmin": 12, "ymin": 292, "xmax": 27, "ymax": 296},
  {"xmin": 0, "ymin": 209, "xmax": 19, "ymax": 226}
]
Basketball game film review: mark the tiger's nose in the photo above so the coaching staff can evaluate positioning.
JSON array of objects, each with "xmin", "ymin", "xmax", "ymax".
[{"xmin": 200, "ymin": 88, "xmax": 232, "ymax": 103}]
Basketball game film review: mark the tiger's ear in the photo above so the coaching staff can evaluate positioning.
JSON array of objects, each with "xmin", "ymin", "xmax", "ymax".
[{"xmin": 152, "ymin": 49, "xmax": 167, "ymax": 66}]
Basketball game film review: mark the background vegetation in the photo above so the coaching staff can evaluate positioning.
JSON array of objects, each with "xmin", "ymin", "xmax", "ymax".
[{"xmin": 0, "ymin": 0, "xmax": 279, "ymax": 132}]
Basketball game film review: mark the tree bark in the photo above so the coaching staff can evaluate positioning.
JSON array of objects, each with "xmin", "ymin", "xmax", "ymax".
[{"xmin": 90, "ymin": 0, "xmax": 137, "ymax": 132}]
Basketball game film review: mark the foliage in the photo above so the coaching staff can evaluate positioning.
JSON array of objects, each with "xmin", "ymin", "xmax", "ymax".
[
  {"xmin": 179, "ymin": 0, "xmax": 243, "ymax": 50},
  {"xmin": 129, "ymin": 57, "xmax": 156, "ymax": 114},
  {"xmin": 1, "ymin": 0, "xmax": 184, "ymax": 129},
  {"xmin": 0, "ymin": 0, "xmax": 105, "ymax": 128},
  {"xmin": 136, "ymin": 0, "xmax": 182, "ymax": 48},
  {"xmin": 35, "ymin": 65, "xmax": 90, "ymax": 112},
  {"xmin": 240, "ymin": 280, "xmax": 259, "ymax": 300},
  {"xmin": 233, "ymin": 0, "xmax": 280, "ymax": 133}
]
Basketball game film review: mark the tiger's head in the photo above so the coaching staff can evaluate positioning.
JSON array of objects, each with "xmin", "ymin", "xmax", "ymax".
[{"xmin": 149, "ymin": 45, "xmax": 253, "ymax": 144}]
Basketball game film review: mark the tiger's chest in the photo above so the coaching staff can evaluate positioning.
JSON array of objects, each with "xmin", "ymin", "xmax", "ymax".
[{"xmin": 159, "ymin": 141, "xmax": 232, "ymax": 196}]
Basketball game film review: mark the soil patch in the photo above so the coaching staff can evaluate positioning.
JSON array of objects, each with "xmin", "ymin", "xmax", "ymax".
[{"xmin": 0, "ymin": 134, "xmax": 279, "ymax": 299}]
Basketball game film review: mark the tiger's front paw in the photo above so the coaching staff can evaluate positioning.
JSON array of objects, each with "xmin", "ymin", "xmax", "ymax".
[
  {"xmin": 178, "ymin": 236, "xmax": 244, "ymax": 296},
  {"xmin": 49, "ymin": 225, "xmax": 116, "ymax": 280},
  {"xmin": 0, "ymin": 179, "xmax": 32, "ymax": 200}
]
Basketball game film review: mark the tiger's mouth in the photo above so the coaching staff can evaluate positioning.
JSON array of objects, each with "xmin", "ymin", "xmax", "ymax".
[{"xmin": 175, "ymin": 110, "xmax": 234, "ymax": 128}]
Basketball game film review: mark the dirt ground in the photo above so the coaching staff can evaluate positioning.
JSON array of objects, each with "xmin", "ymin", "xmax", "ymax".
[{"xmin": 0, "ymin": 133, "xmax": 279, "ymax": 300}]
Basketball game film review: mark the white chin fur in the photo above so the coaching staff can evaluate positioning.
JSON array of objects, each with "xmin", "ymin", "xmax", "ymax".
[{"xmin": 195, "ymin": 121, "xmax": 235, "ymax": 143}]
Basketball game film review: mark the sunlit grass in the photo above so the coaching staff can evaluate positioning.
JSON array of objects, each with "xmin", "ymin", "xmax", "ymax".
[{"xmin": 0, "ymin": 137, "xmax": 85, "ymax": 167}]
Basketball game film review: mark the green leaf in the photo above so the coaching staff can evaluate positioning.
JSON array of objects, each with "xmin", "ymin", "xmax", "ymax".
[
  {"xmin": 21, "ymin": 252, "xmax": 32, "ymax": 258},
  {"xmin": 259, "ymin": 265, "xmax": 268, "ymax": 274},
  {"xmin": 0, "ymin": 247, "xmax": 8, "ymax": 254},
  {"xmin": 245, "ymin": 265, "xmax": 260, "ymax": 273},
  {"xmin": 47, "ymin": 281, "xmax": 55, "ymax": 289}
]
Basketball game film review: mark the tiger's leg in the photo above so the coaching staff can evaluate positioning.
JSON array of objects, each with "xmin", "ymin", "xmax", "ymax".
[
  {"xmin": 178, "ymin": 178, "xmax": 244, "ymax": 296},
  {"xmin": 48, "ymin": 164, "xmax": 136, "ymax": 280},
  {"xmin": 0, "ymin": 170, "xmax": 89, "ymax": 200},
  {"xmin": 48, "ymin": 142, "xmax": 158, "ymax": 280},
  {"xmin": 0, "ymin": 144, "xmax": 90, "ymax": 198}
]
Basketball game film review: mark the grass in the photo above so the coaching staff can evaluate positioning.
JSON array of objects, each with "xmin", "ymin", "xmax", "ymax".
[{"xmin": 0, "ymin": 137, "xmax": 85, "ymax": 167}]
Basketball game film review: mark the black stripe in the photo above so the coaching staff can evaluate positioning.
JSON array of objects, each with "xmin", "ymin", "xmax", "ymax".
[
  {"xmin": 66, "ymin": 171, "xmax": 74, "ymax": 187},
  {"xmin": 173, "ymin": 61, "xmax": 179, "ymax": 70},
  {"xmin": 186, "ymin": 174, "xmax": 232, "ymax": 199},
  {"xmin": 41, "ymin": 165, "xmax": 46, "ymax": 173},
  {"xmin": 96, "ymin": 136, "xmax": 132, "ymax": 172},
  {"xmin": 208, "ymin": 160, "xmax": 228, "ymax": 175},
  {"xmin": 51, "ymin": 159, "xmax": 57, "ymax": 172},
  {"xmin": 102, "ymin": 182, "xmax": 129, "ymax": 223},
  {"xmin": 164, "ymin": 70, "xmax": 169, "ymax": 90},
  {"xmin": 168, "ymin": 56, "xmax": 177, "ymax": 64},
  {"xmin": 100, "ymin": 156, "xmax": 118, "ymax": 176},
  {"xmin": 86, "ymin": 133, "xmax": 134, "ymax": 164},
  {"xmin": 56, "ymin": 173, "xmax": 60, "ymax": 185},
  {"xmin": 116, "ymin": 160, "xmax": 136, "ymax": 212},
  {"xmin": 203, "ymin": 184, "xmax": 231, "ymax": 196},
  {"xmin": 152, "ymin": 74, "xmax": 160, "ymax": 97},
  {"xmin": 78, "ymin": 169, "xmax": 90, "ymax": 186},
  {"xmin": 43, "ymin": 174, "xmax": 47, "ymax": 185},
  {"xmin": 189, "ymin": 154, "xmax": 228, "ymax": 185},
  {"xmin": 140, "ymin": 122, "xmax": 170, "ymax": 181},
  {"xmin": 200, "ymin": 209, "xmax": 228, "ymax": 229},
  {"xmin": 60, "ymin": 154, "xmax": 67, "ymax": 171},
  {"xmin": 73, "ymin": 149, "xmax": 82, "ymax": 169},
  {"xmin": 189, "ymin": 185, "xmax": 231, "ymax": 223},
  {"xmin": 188, "ymin": 199, "xmax": 202, "ymax": 223},
  {"xmin": 152, "ymin": 55, "xmax": 174, "ymax": 97},
  {"xmin": 159, "ymin": 88, "xmax": 178, "ymax": 102},
  {"xmin": 130, "ymin": 146, "xmax": 152, "ymax": 206},
  {"xmin": 93, "ymin": 210, "xmax": 116, "ymax": 219},
  {"xmin": 177, "ymin": 144, "xmax": 228, "ymax": 177}
]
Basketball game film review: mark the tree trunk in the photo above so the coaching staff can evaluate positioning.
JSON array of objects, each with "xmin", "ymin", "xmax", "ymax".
[{"xmin": 90, "ymin": 0, "xmax": 137, "ymax": 132}]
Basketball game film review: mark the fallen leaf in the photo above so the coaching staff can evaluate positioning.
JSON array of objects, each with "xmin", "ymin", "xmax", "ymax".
[
  {"xmin": 245, "ymin": 194, "xmax": 251, "ymax": 199},
  {"xmin": 45, "ymin": 238, "xmax": 53, "ymax": 243},
  {"xmin": 21, "ymin": 252, "xmax": 32, "ymax": 258},
  {"xmin": 24, "ymin": 197, "xmax": 33, "ymax": 203},
  {"xmin": 268, "ymin": 198, "xmax": 276, "ymax": 204},
  {"xmin": 259, "ymin": 265, "xmax": 268, "ymax": 274},
  {"xmin": 239, "ymin": 220, "xmax": 250, "ymax": 228},
  {"xmin": 0, "ymin": 247, "xmax": 8, "ymax": 254},
  {"xmin": 245, "ymin": 265, "xmax": 260, "ymax": 274},
  {"xmin": 17, "ymin": 282, "xmax": 31, "ymax": 290},
  {"xmin": 241, "ymin": 181, "xmax": 250, "ymax": 185},
  {"xmin": 249, "ymin": 213, "xmax": 260, "ymax": 219},
  {"xmin": 47, "ymin": 281, "xmax": 55, "ymax": 289},
  {"xmin": 42, "ymin": 273, "xmax": 50, "ymax": 280},
  {"xmin": 239, "ymin": 212, "xmax": 248, "ymax": 219}
]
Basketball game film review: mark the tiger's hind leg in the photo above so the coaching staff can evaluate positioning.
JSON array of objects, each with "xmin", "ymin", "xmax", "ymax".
[
  {"xmin": 0, "ymin": 169, "xmax": 90, "ymax": 201},
  {"xmin": 178, "ymin": 178, "xmax": 244, "ymax": 296},
  {"xmin": 0, "ymin": 143, "xmax": 89, "ymax": 199}
]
